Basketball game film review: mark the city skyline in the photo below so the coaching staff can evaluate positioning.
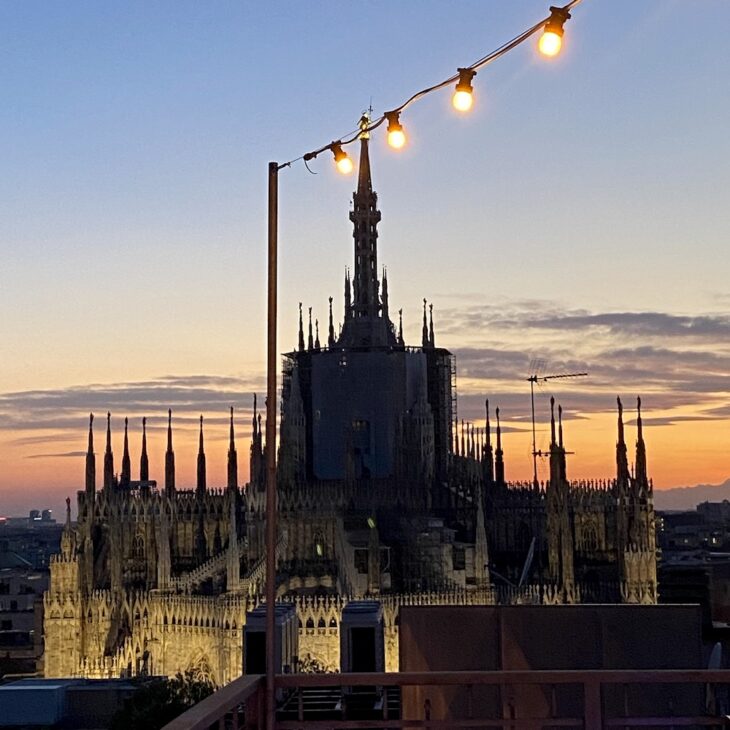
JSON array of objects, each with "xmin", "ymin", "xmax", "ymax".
[{"xmin": 2, "ymin": 0, "xmax": 729, "ymax": 518}]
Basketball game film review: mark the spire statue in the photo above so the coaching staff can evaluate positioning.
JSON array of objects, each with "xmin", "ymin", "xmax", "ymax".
[
  {"xmin": 85, "ymin": 413, "xmax": 95, "ymax": 496},
  {"xmin": 103, "ymin": 412, "xmax": 114, "ymax": 490},
  {"xmin": 120, "ymin": 417, "xmax": 131, "ymax": 489},
  {"xmin": 165, "ymin": 409, "xmax": 175, "ymax": 495},
  {"xmin": 227, "ymin": 406, "xmax": 238, "ymax": 490},
  {"xmin": 197, "ymin": 415, "xmax": 207, "ymax": 496},
  {"xmin": 328, "ymin": 297, "xmax": 336, "ymax": 347},
  {"xmin": 140, "ymin": 417, "xmax": 149, "ymax": 482}
]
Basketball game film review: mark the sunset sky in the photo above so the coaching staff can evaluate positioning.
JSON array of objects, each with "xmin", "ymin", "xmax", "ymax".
[{"xmin": 2, "ymin": 1, "xmax": 729, "ymax": 519}]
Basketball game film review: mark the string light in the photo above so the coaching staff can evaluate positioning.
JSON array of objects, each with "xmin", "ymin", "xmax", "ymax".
[
  {"xmin": 453, "ymin": 68, "xmax": 477, "ymax": 112},
  {"xmin": 539, "ymin": 6, "xmax": 571, "ymax": 57},
  {"xmin": 331, "ymin": 143, "xmax": 353, "ymax": 174},
  {"xmin": 385, "ymin": 111, "xmax": 406, "ymax": 149},
  {"xmin": 290, "ymin": 1, "xmax": 582, "ymax": 168}
]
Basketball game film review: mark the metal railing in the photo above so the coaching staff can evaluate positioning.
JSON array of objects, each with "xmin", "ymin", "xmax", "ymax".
[{"xmin": 163, "ymin": 669, "xmax": 730, "ymax": 730}]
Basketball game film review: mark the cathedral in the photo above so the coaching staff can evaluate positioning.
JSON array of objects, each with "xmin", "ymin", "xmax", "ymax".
[{"xmin": 43, "ymin": 132, "xmax": 657, "ymax": 683}]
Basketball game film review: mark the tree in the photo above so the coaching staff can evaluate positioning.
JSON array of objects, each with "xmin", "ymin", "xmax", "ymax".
[{"xmin": 111, "ymin": 670, "xmax": 214, "ymax": 730}]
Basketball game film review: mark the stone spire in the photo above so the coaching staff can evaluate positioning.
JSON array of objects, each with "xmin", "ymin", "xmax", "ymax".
[
  {"xmin": 120, "ymin": 417, "xmax": 131, "ymax": 489},
  {"xmin": 307, "ymin": 307, "xmax": 314, "ymax": 350},
  {"xmin": 315, "ymin": 319, "xmax": 321, "ymax": 350},
  {"xmin": 197, "ymin": 415, "xmax": 206, "ymax": 496},
  {"xmin": 422, "ymin": 299, "xmax": 429, "ymax": 347},
  {"xmin": 429, "ymin": 303, "xmax": 435, "ymax": 347},
  {"xmin": 616, "ymin": 396, "xmax": 630, "ymax": 485},
  {"xmin": 328, "ymin": 297, "xmax": 336, "ymax": 347},
  {"xmin": 298, "ymin": 302, "xmax": 305, "ymax": 351},
  {"xmin": 344, "ymin": 270, "xmax": 351, "ymax": 320},
  {"xmin": 398, "ymin": 309, "xmax": 404, "ymax": 346},
  {"xmin": 484, "ymin": 399, "xmax": 494, "ymax": 483},
  {"xmin": 165, "ymin": 409, "xmax": 175, "ymax": 495},
  {"xmin": 338, "ymin": 128, "xmax": 396, "ymax": 348},
  {"xmin": 382, "ymin": 267, "xmax": 389, "ymax": 321},
  {"xmin": 227, "ymin": 407, "xmax": 238, "ymax": 490},
  {"xmin": 495, "ymin": 407, "xmax": 505, "ymax": 485},
  {"xmin": 85, "ymin": 413, "xmax": 95, "ymax": 496},
  {"xmin": 550, "ymin": 396, "xmax": 557, "ymax": 447},
  {"xmin": 635, "ymin": 396, "xmax": 647, "ymax": 488},
  {"xmin": 103, "ymin": 412, "xmax": 114, "ymax": 490},
  {"xmin": 60, "ymin": 496, "xmax": 76, "ymax": 560},
  {"xmin": 140, "ymin": 417, "xmax": 149, "ymax": 482},
  {"xmin": 558, "ymin": 404, "xmax": 567, "ymax": 483},
  {"xmin": 351, "ymin": 133, "xmax": 381, "ymax": 319}
]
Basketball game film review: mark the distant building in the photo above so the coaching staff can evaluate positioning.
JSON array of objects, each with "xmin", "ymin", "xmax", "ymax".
[
  {"xmin": 43, "ymin": 132, "xmax": 657, "ymax": 683},
  {"xmin": 0, "ymin": 550, "xmax": 47, "ymax": 678}
]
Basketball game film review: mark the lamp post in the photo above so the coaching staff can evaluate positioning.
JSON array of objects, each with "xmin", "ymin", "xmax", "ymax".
[{"xmin": 265, "ymin": 161, "xmax": 280, "ymax": 730}]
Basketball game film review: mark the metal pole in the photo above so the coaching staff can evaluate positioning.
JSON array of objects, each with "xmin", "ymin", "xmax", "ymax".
[
  {"xmin": 265, "ymin": 161, "xmax": 279, "ymax": 730},
  {"xmin": 530, "ymin": 376, "xmax": 537, "ymax": 486}
]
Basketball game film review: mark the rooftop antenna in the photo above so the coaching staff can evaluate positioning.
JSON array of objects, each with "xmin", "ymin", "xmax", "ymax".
[{"xmin": 526, "ymin": 368, "xmax": 588, "ymax": 485}]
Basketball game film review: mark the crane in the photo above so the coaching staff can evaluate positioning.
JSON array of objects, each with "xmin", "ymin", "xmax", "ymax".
[{"xmin": 527, "ymin": 370, "xmax": 588, "ymax": 485}]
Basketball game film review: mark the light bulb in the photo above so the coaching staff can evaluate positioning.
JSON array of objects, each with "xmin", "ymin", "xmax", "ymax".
[
  {"xmin": 385, "ymin": 111, "xmax": 406, "ymax": 149},
  {"xmin": 332, "ymin": 143, "xmax": 353, "ymax": 174},
  {"xmin": 452, "ymin": 89, "xmax": 473, "ymax": 112},
  {"xmin": 539, "ymin": 6, "xmax": 571, "ymax": 58},
  {"xmin": 539, "ymin": 29, "xmax": 562, "ymax": 57},
  {"xmin": 452, "ymin": 68, "xmax": 476, "ymax": 113},
  {"xmin": 337, "ymin": 156, "xmax": 354, "ymax": 174}
]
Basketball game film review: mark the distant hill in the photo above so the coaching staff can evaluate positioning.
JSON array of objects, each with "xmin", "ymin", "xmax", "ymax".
[{"xmin": 654, "ymin": 478, "xmax": 730, "ymax": 512}]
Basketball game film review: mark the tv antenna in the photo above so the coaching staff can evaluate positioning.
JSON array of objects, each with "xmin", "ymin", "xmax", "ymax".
[{"xmin": 526, "ymin": 368, "xmax": 588, "ymax": 485}]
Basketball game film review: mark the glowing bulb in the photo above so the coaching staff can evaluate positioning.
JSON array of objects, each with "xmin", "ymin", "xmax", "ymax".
[
  {"xmin": 452, "ymin": 89, "xmax": 473, "ymax": 112},
  {"xmin": 332, "ymin": 143, "xmax": 353, "ymax": 174},
  {"xmin": 452, "ymin": 68, "xmax": 476, "ymax": 113},
  {"xmin": 539, "ymin": 6, "xmax": 570, "ymax": 57},
  {"xmin": 539, "ymin": 29, "xmax": 562, "ymax": 57},
  {"xmin": 337, "ymin": 156, "xmax": 354, "ymax": 174},
  {"xmin": 385, "ymin": 111, "xmax": 406, "ymax": 149}
]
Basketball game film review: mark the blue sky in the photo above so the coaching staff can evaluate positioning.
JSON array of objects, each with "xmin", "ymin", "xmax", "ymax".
[{"xmin": 1, "ymin": 1, "xmax": 729, "ymax": 516}]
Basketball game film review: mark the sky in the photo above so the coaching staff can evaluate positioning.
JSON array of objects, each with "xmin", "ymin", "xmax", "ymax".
[{"xmin": 1, "ymin": 0, "xmax": 729, "ymax": 519}]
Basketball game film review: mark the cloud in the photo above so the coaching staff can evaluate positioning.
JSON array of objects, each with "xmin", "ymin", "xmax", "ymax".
[
  {"xmin": 430, "ymin": 300, "xmax": 730, "ymax": 430},
  {"xmin": 25, "ymin": 451, "xmax": 86, "ymax": 460},
  {"xmin": 0, "ymin": 374, "xmax": 265, "ymax": 429}
]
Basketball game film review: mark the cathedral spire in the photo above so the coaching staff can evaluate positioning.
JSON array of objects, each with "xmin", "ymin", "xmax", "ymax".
[
  {"xmin": 120, "ymin": 417, "xmax": 131, "ymax": 489},
  {"xmin": 103, "ymin": 412, "xmax": 114, "ymax": 490},
  {"xmin": 429, "ymin": 303, "xmax": 435, "ymax": 347},
  {"xmin": 298, "ymin": 303, "xmax": 305, "ymax": 351},
  {"xmin": 382, "ymin": 267, "xmax": 389, "ymax": 320},
  {"xmin": 635, "ymin": 396, "xmax": 647, "ymax": 487},
  {"xmin": 558, "ymin": 404, "xmax": 564, "ymax": 449},
  {"xmin": 227, "ymin": 406, "xmax": 238, "ymax": 490},
  {"xmin": 344, "ymin": 269, "xmax": 351, "ymax": 320},
  {"xmin": 422, "ymin": 299, "xmax": 429, "ymax": 347},
  {"xmin": 85, "ymin": 413, "xmax": 95, "ymax": 496},
  {"xmin": 398, "ymin": 309, "xmax": 404, "ymax": 345},
  {"xmin": 315, "ymin": 319, "xmax": 321, "ymax": 350},
  {"xmin": 252, "ymin": 393, "xmax": 258, "ymax": 435},
  {"xmin": 140, "ymin": 417, "xmax": 149, "ymax": 482},
  {"xmin": 484, "ymin": 399, "xmax": 494, "ymax": 484},
  {"xmin": 165, "ymin": 409, "xmax": 175, "ymax": 495},
  {"xmin": 495, "ymin": 407, "xmax": 505, "ymax": 485},
  {"xmin": 616, "ymin": 396, "xmax": 629, "ymax": 484},
  {"xmin": 328, "ymin": 297, "xmax": 335, "ymax": 347},
  {"xmin": 307, "ymin": 307, "xmax": 314, "ymax": 350},
  {"xmin": 350, "ymin": 132, "xmax": 382, "ymax": 320},
  {"xmin": 197, "ymin": 415, "xmax": 206, "ymax": 496},
  {"xmin": 550, "ymin": 397, "xmax": 557, "ymax": 447}
]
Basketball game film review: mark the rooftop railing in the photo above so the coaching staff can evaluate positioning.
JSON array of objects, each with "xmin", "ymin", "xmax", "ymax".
[{"xmin": 162, "ymin": 669, "xmax": 730, "ymax": 730}]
